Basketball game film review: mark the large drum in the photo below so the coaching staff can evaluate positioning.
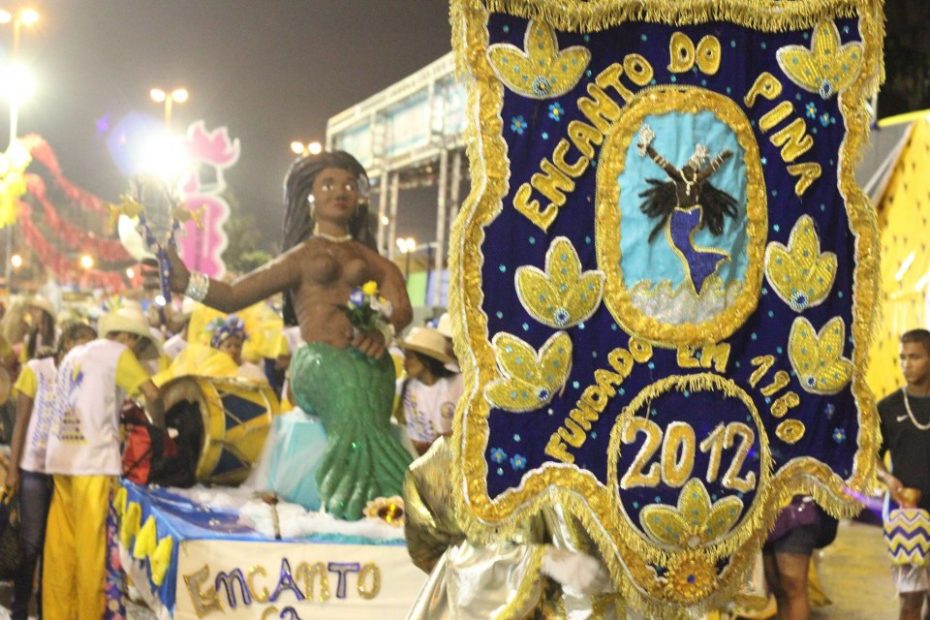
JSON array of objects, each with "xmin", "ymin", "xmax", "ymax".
[{"xmin": 161, "ymin": 376, "xmax": 280, "ymax": 485}]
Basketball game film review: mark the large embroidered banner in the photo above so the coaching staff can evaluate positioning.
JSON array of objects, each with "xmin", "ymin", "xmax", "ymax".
[{"xmin": 449, "ymin": 0, "xmax": 884, "ymax": 611}]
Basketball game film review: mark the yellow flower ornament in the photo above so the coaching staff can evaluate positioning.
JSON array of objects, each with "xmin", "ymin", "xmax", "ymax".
[
  {"xmin": 788, "ymin": 316, "xmax": 853, "ymax": 394},
  {"xmin": 516, "ymin": 236, "xmax": 605, "ymax": 329},
  {"xmin": 487, "ymin": 19, "xmax": 590, "ymax": 99},
  {"xmin": 362, "ymin": 280, "xmax": 379, "ymax": 296},
  {"xmin": 639, "ymin": 478, "xmax": 743, "ymax": 550},
  {"xmin": 776, "ymin": 20, "xmax": 863, "ymax": 99},
  {"xmin": 764, "ymin": 215, "xmax": 837, "ymax": 312},
  {"xmin": 485, "ymin": 331, "xmax": 572, "ymax": 412}
]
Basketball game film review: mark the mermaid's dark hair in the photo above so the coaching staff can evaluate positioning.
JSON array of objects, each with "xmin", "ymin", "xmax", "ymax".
[{"xmin": 281, "ymin": 150, "xmax": 377, "ymax": 326}]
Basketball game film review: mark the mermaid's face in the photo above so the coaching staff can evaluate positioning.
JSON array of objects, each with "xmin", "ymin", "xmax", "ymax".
[
  {"xmin": 310, "ymin": 167, "xmax": 360, "ymax": 225},
  {"xmin": 682, "ymin": 165, "xmax": 697, "ymax": 181}
]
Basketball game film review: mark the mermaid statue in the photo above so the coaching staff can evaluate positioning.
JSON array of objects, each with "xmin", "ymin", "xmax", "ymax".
[
  {"xmin": 636, "ymin": 124, "xmax": 737, "ymax": 294},
  {"xmin": 159, "ymin": 151, "xmax": 414, "ymax": 520}
]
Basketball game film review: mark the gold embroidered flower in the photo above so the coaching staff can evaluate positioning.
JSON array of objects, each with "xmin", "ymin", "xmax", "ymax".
[
  {"xmin": 663, "ymin": 553, "xmax": 718, "ymax": 604},
  {"xmin": 788, "ymin": 316, "xmax": 853, "ymax": 395},
  {"xmin": 775, "ymin": 20, "xmax": 863, "ymax": 99},
  {"xmin": 487, "ymin": 20, "xmax": 590, "ymax": 99},
  {"xmin": 485, "ymin": 331, "xmax": 572, "ymax": 412},
  {"xmin": 515, "ymin": 236, "xmax": 605, "ymax": 329},
  {"xmin": 764, "ymin": 215, "xmax": 836, "ymax": 312},
  {"xmin": 639, "ymin": 478, "xmax": 743, "ymax": 550},
  {"xmin": 363, "ymin": 496, "xmax": 405, "ymax": 527}
]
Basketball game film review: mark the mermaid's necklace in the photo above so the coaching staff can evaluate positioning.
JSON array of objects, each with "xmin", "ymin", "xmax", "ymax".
[{"xmin": 313, "ymin": 224, "xmax": 352, "ymax": 243}]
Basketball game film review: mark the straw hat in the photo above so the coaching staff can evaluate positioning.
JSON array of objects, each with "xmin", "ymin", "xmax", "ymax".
[
  {"xmin": 99, "ymin": 306, "xmax": 162, "ymax": 360},
  {"xmin": 436, "ymin": 312, "xmax": 453, "ymax": 339},
  {"xmin": 401, "ymin": 326, "xmax": 454, "ymax": 365},
  {"xmin": 434, "ymin": 313, "xmax": 461, "ymax": 372}
]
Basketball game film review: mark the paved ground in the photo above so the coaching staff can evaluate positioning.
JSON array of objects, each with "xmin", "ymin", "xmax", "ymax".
[
  {"xmin": 812, "ymin": 520, "xmax": 899, "ymax": 620},
  {"xmin": 0, "ymin": 520, "xmax": 904, "ymax": 619}
]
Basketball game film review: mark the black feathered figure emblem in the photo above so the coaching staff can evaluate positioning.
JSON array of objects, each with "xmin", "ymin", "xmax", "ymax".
[{"xmin": 636, "ymin": 125, "xmax": 739, "ymax": 242}]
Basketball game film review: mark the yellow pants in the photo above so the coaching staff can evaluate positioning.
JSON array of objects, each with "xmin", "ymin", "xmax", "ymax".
[{"xmin": 43, "ymin": 475, "xmax": 114, "ymax": 620}]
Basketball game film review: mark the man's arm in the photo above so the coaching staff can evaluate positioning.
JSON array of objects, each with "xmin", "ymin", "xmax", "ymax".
[
  {"xmin": 138, "ymin": 380, "xmax": 165, "ymax": 429},
  {"xmin": 4, "ymin": 392, "xmax": 34, "ymax": 492}
]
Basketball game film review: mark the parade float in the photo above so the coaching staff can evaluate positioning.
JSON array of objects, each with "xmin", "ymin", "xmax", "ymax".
[{"xmin": 104, "ymin": 121, "xmax": 427, "ymax": 619}]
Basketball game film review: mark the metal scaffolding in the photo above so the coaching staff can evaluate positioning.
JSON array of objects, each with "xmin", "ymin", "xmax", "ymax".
[{"xmin": 326, "ymin": 52, "xmax": 466, "ymax": 308}]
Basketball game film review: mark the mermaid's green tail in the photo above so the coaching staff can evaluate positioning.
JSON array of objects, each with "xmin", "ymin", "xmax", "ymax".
[{"xmin": 290, "ymin": 342, "xmax": 413, "ymax": 520}]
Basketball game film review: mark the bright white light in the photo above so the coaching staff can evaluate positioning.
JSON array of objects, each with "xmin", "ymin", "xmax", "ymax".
[
  {"xmin": 10, "ymin": 254, "xmax": 22, "ymax": 269},
  {"xmin": 19, "ymin": 9, "xmax": 39, "ymax": 25},
  {"xmin": 290, "ymin": 141, "xmax": 305, "ymax": 155},
  {"xmin": 0, "ymin": 62, "xmax": 36, "ymax": 105},
  {"xmin": 140, "ymin": 130, "xmax": 194, "ymax": 181},
  {"xmin": 896, "ymin": 251, "xmax": 916, "ymax": 282},
  {"xmin": 154, "ymin": 294, "xmax": 167, "ymax": 307},
  {"xmin": 171, "ymin": 88, "xmax": 188, "ymax": 103},
  {"xmin": 379, "ymin": 215, "xmax": 389, "ymax": 226},
  {"xmin": 396, "ymin": 237, "xmax": 416, "ymax": 254},
  {"xmin": 150, "ymin": 88, "xmax": 166, "ymax": 103},
  {"xmin": 308, "ymin": 141, "xmax": 322, "ymax": 155},
  {"xmin": 0, "ymin": 10, "xmax": 11, "ymax": 24},
  {"xmin": 80, "ymin": 254, "xmax": 94, "ymax": 269},
  {"xmin": 126, "ymin": 267, "xmax": 135, "ymax": 279}
]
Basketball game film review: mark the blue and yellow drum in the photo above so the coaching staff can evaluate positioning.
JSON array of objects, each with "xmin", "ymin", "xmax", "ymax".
[{"xmin": 161, "ymin": 376, "xmax": 280, "ymax": 485}]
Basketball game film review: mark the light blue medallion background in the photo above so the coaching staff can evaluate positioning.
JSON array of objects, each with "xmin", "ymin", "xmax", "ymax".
[{"xmin": 618, "ymin": 110, "xmax": 749, "ymax": 290}]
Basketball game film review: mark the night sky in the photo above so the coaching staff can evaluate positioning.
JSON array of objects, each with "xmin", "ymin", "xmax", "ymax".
[{"xmin": 10, "ymin": 0, "xmax": 452, "ymax": 249}]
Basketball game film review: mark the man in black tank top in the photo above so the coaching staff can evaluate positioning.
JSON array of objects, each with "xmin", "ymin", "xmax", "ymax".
[{"xmin": 877, "ymin": 328, "xmax": 930, "ymax": 619}]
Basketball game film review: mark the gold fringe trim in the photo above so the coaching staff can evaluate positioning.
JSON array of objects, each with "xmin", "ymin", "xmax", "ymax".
[
  {"xmin": 479, "ymin": 0, "xmax": 881, "ymax": 37},
  {"xmin": 447, "ymin": 0, "xmax": 885, "ymax": 614}
]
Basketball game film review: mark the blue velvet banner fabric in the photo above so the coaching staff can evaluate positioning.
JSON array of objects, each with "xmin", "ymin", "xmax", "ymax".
[{"xmin": 449, "ymin": 0, "xmax": 884, "ymax": 610}]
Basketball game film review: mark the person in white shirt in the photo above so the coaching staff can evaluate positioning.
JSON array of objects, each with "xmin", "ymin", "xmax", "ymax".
[
  {"xmin": 42, "ymin": 306, "xmax": 164, "ymax": 620},
  {"xmin": 399, "ymin": 326, "xmax": 463, "ymax": 455},
  {"xmin": 4, "ymin": 321, "xmax": 96, "ymax": 620}
]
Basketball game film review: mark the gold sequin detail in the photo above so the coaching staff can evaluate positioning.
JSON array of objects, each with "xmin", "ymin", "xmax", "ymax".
[
  {"xmin": 515, "ymin": 236, "xmax": 605, "ymax": 328},
  {"xmin": 485, "ymin": 331, "xmax": 572, "ymax": 412},
  {"xmin": 765, "ymin": 214, "xmax": 837, "ymax": 312},
  {"xmin": 487, "ymin": 19, "xmax": 590, "ymax": 99},
  {"xmin": 776, "ymin": 419, "xmax": 806, "ymax": 444},
  {"xmin": 295, "ymin": 561, "xmax": 331, "ymax": 601},
  {"xmin": 182, "ymin": 564, "xmax": 222, "ymax": 618},
  {"xmin": 596, "ymin": 85, "xmax": 767, "ymax": 346},
  {"xmin": 663, "ymin": 553, "xmax": 718, "ymax": 604},
  {"xmin": 776, "ymin": 20, "xmax": 863, "ymax": 99},
  {"xmin": 357, "ymin": 563, "xmax": 382, "ymax": 600},
  {"xmin": 640, "ymin": 478, "xmax": 744, "ymax": 550},
  {"xmin": 788, "ymin": 316, "xmax": 853, "ymax": 394}
]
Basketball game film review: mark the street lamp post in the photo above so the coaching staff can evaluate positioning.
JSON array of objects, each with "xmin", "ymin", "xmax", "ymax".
[
  {"xmin": 0, "ymin": 7, "xmax": 38, "ymax": 293},
  {"xmin": 0, "ymin": 7, "xmax": 38, "ymax": 147},
  {"xmin": 290, "ymin": 140, "xmax": 322, "ymax": 157},
  {"xmin": 150, "ymin": 87, "xmax": 189, "ymax": 129}
]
